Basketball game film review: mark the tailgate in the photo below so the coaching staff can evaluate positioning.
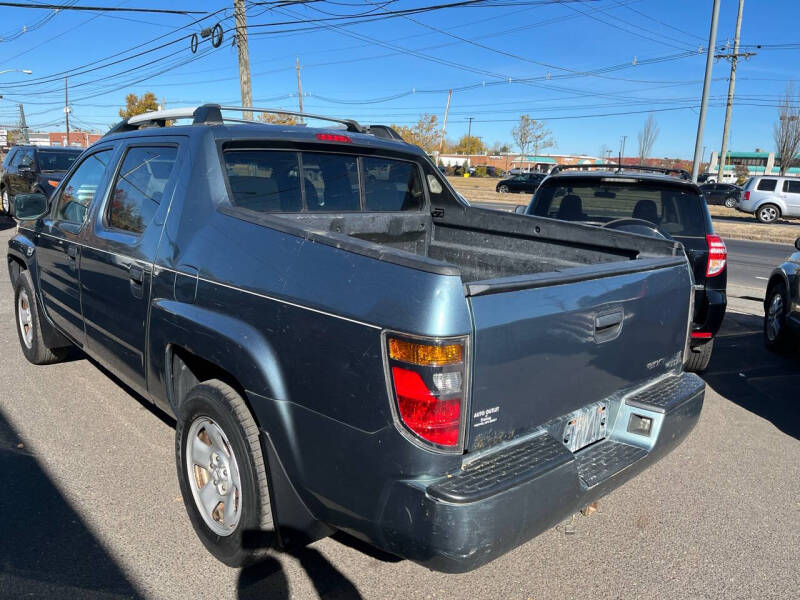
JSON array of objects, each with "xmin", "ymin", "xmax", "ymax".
[{"xmin": 466, "ymin": 257, "xmax": 692, "ymax": 452}]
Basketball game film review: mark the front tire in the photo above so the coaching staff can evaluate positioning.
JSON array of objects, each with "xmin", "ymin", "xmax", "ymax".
[
  {"xmin": 764, "ymin": 284, "xmax": 792, "ymax": 351},
  {"xmin": 685, "ymin": 339, "xmax": 714, "ymax": 373},
  {"xmin": 176, "ymin": 380, "xmax": 274, "ymax": 567},
  {"xmin": 724, "ymin": 196, "xmax": 737, "ymax": 208},
  {"xmin": 756, "ymin": 203, "xmax": 780, "ymax": 223},
  {"xmin": 14, "ymin": 270, "xmax": 68, "ymax": 365}
]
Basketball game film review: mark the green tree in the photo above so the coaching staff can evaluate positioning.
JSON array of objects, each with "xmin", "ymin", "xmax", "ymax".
[
  {"xmin": 512, "ymin": 114, "xmax": 553, "ymax": 156},
  {"xmin": 391, "ymin": 114, "xmax": 440, "ymax": 153},
  {"xmin": 453, "ymin": 134, "xmax": 486, "ymax": 154},
  {"xmin": 734, "ymin": 163, "xmax": 749, "ymax": 185},
  {"xmin": 119, "ymin": 92, "xmax": 159, "ymax": 118}
]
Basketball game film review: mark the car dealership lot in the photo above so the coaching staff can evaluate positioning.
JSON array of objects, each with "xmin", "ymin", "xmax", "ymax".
[{"xmin": 0, "ymin": 217, "xmax": 798, "ymax": 600}]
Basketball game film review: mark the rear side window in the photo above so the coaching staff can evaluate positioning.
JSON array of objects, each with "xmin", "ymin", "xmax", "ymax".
[
  {"xmin": 531, "ymin": 179, "xmax": 707, "ymax": 236},
  {"xmin": 38, "ymin": 150, "xmax": 80, "ymax": 172},
  {"xmin": 783, "ymin": 180, "xmax": 800, "ymax": 194},
  {"xmin": 107, "ymin": 146, "xmax": 178, "ymax": 234},
  {"xmin": 363, "ymin": 157, "xmax": 424, "ymax": 211},
  {"xmin": 757, "ymin": 178, "xmax": 777, "ymax": 191},
  {"xmin": 224, "ymin": 150, "xmax": 301, "ymax": 212}
]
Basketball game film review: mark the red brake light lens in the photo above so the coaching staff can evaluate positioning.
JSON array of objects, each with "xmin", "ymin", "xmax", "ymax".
[
  {"xmin": 386, "ymin": 335, "xmax": 467, "ymax": 450},
  {"xmin": 315, "ymin": 133, "xmax": 352, "ymax": 143},
  {"xmin": 391, "ymin": 367, "xmax": 461, "ymax": 446},
  {"xmin": 706, "ymin": 234, "xmax": 726, "ymax": 277},
  {"xmin": 744, "ymin": 190, "xmax": 750, "ymax": 201}
]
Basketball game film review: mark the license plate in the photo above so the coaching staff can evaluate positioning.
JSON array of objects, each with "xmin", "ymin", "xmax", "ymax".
[{"xmin": 561, "ymin": 403, "xmax": 608, "ymax": 453}]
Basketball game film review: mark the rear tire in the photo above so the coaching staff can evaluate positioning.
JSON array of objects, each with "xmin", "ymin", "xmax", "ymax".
[
  {"xmin": 175, "ymin": 379, "xmax": 274, "ymax": 568},
  {"xmin": 497, "ymin": 185, "xmax": 509, "ymax": 193},
  {"xmin": 756, "ymin": 203, "xmax": 780, "ymax": 223},
  {"xmin": 685, "ymin": 339, "xmax": 714, "ymax": 373},
  {"xmin": 14, "ymin": 270, "xmax": 68, "ymax": 365},
  {"xmin": 1, "ymin": 187, "xmax": 10, "ymax": 216},
  {"xmin": 724, "ymin": 196, "xmax": 737, "ymax": 208},
  {"xmin": 764, "ymin": 284, "xmax": 792, "ymax": 352}
]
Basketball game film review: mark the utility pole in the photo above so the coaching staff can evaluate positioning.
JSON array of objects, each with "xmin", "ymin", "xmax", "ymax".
[
  {"xmin": 466, "ymin": 116, "xmax": 474, "ymax": 168},
  {"xmin": 716, "ymin": 0, "xmax": 754, "ymax": 184},
  {"xmin": 619, "ymin": 135, "xmax": 627, "ymax": 165},
  {"xmin": 18, "ymin": 103, "xmax": 29, "ymax": 143},
  {"xmin": 234, "ymin": 0, "xmax": 253, "ymax": 120},
  {"xmin": 296, "ymin": 57, "xmax": 304, "ymax": 122},
  {"xmin": 691, "ymin": 0, "xmax": 721, "ymax": 182},
  {"xmin": 437, "ymin": 89, "xmax": 452, "ymax": 165},
  {"xmin": 64, "ymin": 75, "xmax": 70, "ymax": 145}
]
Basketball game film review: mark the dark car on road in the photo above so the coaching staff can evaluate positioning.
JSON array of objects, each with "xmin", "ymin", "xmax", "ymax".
[
  {"xmin": 521, "ymin": 165, "xmax": 726, "ymax": 372},
  {"xmin": 7, "ymin": 106, "xmax": 703, "ymax": 573},
  {"xmin": 699, "ymin": 183, "xmax": 741, "ymax": 208},
  {"xmin": 1, "ymin": 145, "xmax": 83, "ymax": 216},
  {"xmin": 763, "ymin": 236, "xmax": 800, "ymax": 350},
  {"xmin": 496, "ymin": 171, "xmax": 545, "ymax": 194}
]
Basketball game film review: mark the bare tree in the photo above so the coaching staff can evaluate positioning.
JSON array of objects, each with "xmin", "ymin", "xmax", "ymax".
[
  {"xmin": 637, "ymin": 114, "xmax": 659, "ymax": 164},
  {"xmin": 512, "ymin": 114, "xmax": 553, "ymax": 156},
  {"xmin": 774, "ymin": 82, "xmax": 800, "ymax": 175}
]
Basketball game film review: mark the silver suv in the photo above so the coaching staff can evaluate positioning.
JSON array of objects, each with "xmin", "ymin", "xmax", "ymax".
[{"xmin": 737, "ymin": 175, "xmax": 800, "ymax": 223}]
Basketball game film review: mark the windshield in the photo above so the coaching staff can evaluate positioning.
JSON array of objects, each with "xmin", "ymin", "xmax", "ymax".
[
  {"xmin": 38, "ymin": 150, "xmax": 81, "ymax": 172},
  {"xmin": 530, "ymin": 177, "xmax": 708, "ymax": 237}
]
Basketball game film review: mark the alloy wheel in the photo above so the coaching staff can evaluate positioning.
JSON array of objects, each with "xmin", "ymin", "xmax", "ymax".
[
  {"xmin": 17, "ymin": 289, "xmax": 33, "ymax": 349},
  {"xmin": 758, "ymin": 205, "xmax": 778, "ymax": 223}
]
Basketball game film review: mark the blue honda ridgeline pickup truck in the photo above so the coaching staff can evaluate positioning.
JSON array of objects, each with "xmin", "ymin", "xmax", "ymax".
[{"xmin": 7, "ymin": 105, "xmax": 705, "ymax": 573}]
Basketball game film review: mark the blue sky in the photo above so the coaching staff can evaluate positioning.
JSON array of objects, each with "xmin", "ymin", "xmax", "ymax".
[{"xmin": 0, "ymin": 0, "xmax": 798, "ymax": 159}]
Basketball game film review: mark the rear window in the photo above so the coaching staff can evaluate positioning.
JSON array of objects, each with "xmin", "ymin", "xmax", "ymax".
[
  {"xmin": 531, "ymin": 178, "xmax": 707, "ymax": 236},
  {"xmin": 783, "ymin": 180, "xmax": 800, "ymax": 194},
  {"xmin": 222, "ymin": 149, "xmax": 424, "ymax": 213},
  {"xmin": 757, "ymin": 178, "xmax": 777, "ymax": 191},
  {"xmin": 38, "ymin": 150, "xmax": 81, "ymax": 172}
]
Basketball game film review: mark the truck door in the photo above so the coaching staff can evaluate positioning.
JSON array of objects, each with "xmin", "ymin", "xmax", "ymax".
[
  {"xmin": 781, "ymin": 179, "xmax": 800, "ymax": 215},
  {"xmin": 79, "ymin": 143, "xmax": 181, "ymax": 394},
  {"xmin": 36, "ymin": 148, "xmax": 115, "ymax": 346}
]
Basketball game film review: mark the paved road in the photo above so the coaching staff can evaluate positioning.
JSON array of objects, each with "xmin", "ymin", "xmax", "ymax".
[{"xmin": 1, "ymin": 216, "xmax": 798, "ymax": 600}]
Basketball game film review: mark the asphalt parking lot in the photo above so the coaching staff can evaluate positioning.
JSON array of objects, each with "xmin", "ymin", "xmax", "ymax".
[{"xmin": 0, "ymin": 216, "xmax": 798, "ymax": 600}]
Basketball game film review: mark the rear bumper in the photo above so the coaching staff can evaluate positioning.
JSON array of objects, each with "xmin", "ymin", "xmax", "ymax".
[
  {"xmin": 374, "ymin": 373, "xmax": 705, "ymax": 573},
  {"xmin": 692, "ymin": 288, "xmax": 726, "ymax": 341}
]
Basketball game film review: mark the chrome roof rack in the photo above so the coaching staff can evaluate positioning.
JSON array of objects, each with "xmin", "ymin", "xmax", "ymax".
[{"xmin": 550, "ymin": 163, "xmax": 690, "ymax": 180}]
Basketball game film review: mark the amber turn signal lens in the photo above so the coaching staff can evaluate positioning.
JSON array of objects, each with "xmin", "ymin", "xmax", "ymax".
[
  {"xmin": 388, "ymin": 338, "xmax": 463, "ymax": 366},
  {"xmin": 47, "ymin": 180, "xmax": 59, "ymax": 187}
]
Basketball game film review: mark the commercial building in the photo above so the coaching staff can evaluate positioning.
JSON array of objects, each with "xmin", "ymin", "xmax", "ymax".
[
  {"xmin": 708, "ymin": 150, "xmax": 800, "ymax": 183},
  {"xmin": 437, "ymin": 153, "xmax": 602, "ymax": 172}
]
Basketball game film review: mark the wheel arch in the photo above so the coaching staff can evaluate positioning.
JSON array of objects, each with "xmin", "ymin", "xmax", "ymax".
[{"xmin": 765, "ymin": 268, "xmax": 792, "ymax": 313}]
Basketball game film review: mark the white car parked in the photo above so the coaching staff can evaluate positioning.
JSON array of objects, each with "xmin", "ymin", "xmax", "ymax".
[{"xmin": 737, "ymin": 175, "xmax": 800, "ymax": 223}]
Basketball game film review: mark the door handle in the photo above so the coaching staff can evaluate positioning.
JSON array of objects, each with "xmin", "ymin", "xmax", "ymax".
[
  {"xmin": 594, "ymin": 309, "xmax": 624, "ymax": 343},
  {"xmin": 129, "ymin": 264, "xmax": 144, "ymax": 285},
  {"xmin": 66, "ymin": 245, "xmax": 78, "ymax": 260}
]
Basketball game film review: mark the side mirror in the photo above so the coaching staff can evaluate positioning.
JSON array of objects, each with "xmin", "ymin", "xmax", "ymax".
[
  {"xmin": 13, "ymin": 193, "xmax": 48, "ymax": 220},
  {"xmin": 795, "ymin": 236, "xmax": 800, "ymax": 252},
  {"xmin": 514, "ymin": 205, "xmax": 528, "ymax": 214}
]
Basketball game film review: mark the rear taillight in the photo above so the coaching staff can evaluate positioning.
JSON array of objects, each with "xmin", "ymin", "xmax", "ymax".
[
  {"xmin": 706, "ymin": 234, "xmax": 726, "ymax": 277},
  {"xmin": 315, "ymin": 133, "xmax": 352, "ymax": 143},
  {"xmin": 744, "ymin": 190, "xmax": 750, "ymax": 201},
  {"xmin": 384, "ymin": 334, "xmax": 468, "ymax": 451}
]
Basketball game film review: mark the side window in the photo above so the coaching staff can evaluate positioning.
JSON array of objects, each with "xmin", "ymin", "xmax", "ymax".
[
  {"xmin": 302, "ymin": 153, "xmax": 360, "ymax": 212},
  {"xmin": 757, "ymin": 178, "xmax": 777, "ymax": 192},
  {"xmin": 3, "ymin": 149, "xmax": 17, "ymax": 169},
  {"xmin": 18, "ymin": 149, "xmax": 34, "ymax": 168},
  {"xmin": 107, "ymin": 146, "xmax": 178, "ymax": 234},
  {"xmin": 223, "ymin": 150, "xmax": 302, "ymax": 212},
  {"xmin": 363, "ymin": 157, "xmax": 424, "ymax": 211},
  {"xmin": 55, "ymin": 149, "xmax": 112, "ymax": 224},
  {"xmin": 784, "ymin": 180, "xmax": 800, "ymax": 194}
]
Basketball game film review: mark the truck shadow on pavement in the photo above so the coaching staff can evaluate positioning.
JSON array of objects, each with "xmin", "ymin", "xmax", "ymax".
[
  {"xmin": 0, "ymin": 215, "xmax": 16, "ymax": 231},
  {"xmin": 702, "ymin": 311, "xmax": 800, "ymax": 441},
  {"xmin": 0, "ymin": 406, "xmax": 144, "ymax": 599}
]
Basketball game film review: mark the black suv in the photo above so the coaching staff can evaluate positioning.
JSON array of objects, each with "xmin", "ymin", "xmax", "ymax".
[
  {"xmin": 522, "ymin": 165, "xmax": 726, "ymax": 371},
  {"xmin": 1, "ymin": 145, "xmax": 83, "ymax": 216},
  {"xmin": 496, "ymin": 171, "xmax": 545, "ymax": 194},
  {"xmin": 699, "ymin": 182, "xmax": 741, "ymax": 208}
]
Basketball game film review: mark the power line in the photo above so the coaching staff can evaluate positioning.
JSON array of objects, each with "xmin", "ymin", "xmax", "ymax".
[{"xmin": 0, "ymin": 2, "xmax": 205, "ymax": 14}]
